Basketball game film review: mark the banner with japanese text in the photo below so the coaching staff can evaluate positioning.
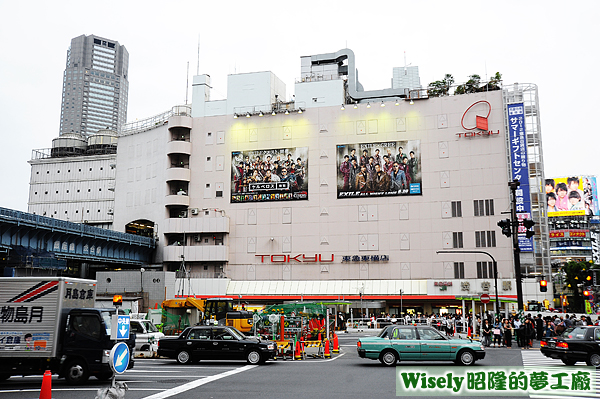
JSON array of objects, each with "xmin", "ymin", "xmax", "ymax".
[{"xmin": 507, "ymin": 103, "xmax": 533, "ymax": 252}]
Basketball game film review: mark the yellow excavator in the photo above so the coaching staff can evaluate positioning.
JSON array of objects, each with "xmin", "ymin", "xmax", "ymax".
[{"xmin": 162, "ymin": 297, "xmax": 254, "ymax": 334}]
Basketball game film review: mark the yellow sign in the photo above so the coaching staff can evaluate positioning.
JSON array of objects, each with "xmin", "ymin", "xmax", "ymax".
[{"xmin": 585, "ymin": 300, "xmax": 592, "ymax": 314}]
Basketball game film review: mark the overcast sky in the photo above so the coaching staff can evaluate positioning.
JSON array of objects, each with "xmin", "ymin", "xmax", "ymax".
[{"xmin": 1, "ymin": 1, "xmax": 598, "ymax": 211}]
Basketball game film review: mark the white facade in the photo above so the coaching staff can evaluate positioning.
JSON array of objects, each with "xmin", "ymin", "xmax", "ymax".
[
  {"xmin": 392, "ymin": 66, "xmax": 422, "ymax": 93},
  {"xmin": 109, "ymin": 49, "xmax": 551, "ymax": 311},
  {"xmin": 28, "ymin": 153, "xmax": 116, "ymax": 228}
]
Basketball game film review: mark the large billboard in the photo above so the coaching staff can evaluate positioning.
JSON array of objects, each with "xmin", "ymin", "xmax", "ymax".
[
  {"xmin": 336, "ymin": 140, "xmax": 422, "ymax": 198},
  {"xmin": 231, "ymin": 147, "xmax": 308, "ymax": 203},
  {"xmin": 507, "ymin": 103, "xmax": 533, "ymax": 252},
  {"xmin": 545, "ymin": 176, "xmax": 599, "ymax": 217}
]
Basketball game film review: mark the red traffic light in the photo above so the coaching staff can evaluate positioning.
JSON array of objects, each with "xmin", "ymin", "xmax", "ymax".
[
  {"xmin": 583, "ymin": 290, "xmax": 590, "ymax": 297},
  {"xmin": 539, "ymin": 280, "xmax": 547, "ymax": 292}
]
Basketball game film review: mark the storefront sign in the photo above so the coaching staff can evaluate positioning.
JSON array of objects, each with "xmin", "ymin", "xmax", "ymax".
[
  {"xmin": 433, "ymin": 281, "xmax": 452, "ymax": 286},
  {"xmin": 255, "ymin": 254, "xmax": 334, "ymax": 263},
  {"xmin": 456, "ymin": 101, "xmax": 500, "ymax": 138},
  {"xmin": 456, "ymin": 130, "xmax": 500, "ymax": 138},
  {"xmin": 342, "ymin": 255, "xmax": 389, "ymax": 262}
]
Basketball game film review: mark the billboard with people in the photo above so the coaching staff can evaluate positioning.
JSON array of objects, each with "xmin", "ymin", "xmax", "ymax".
[
  {"xmin": 545, "ymin": 176, "xmax": 598, "ymax": 217},
  {"xmin": 336, "ymin": 140, "xmax": 422, "ymax": 198},
  {"xmin": 231, "ymin": 147, "xmax": 308, "ymax": 203}
]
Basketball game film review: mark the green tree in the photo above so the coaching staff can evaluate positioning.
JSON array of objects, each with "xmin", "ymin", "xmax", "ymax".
[
  {"xmin": 454, "ymin": 74, "xmax": 481, "ymax": 95},
  {"xmin": 427, "ymin": 74, "xmax": 454, "ymax": 97}
]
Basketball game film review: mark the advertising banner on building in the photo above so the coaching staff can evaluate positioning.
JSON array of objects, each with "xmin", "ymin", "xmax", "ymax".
[
  {"xmin": 336, "ymin": 140, "xmax": 422, "ymax": 198},
  {"xmin": 231, "ymin": 147, "xmax": 308, "ymax": 203},
  {"xmin": 545, "ymin": 176, "xmax": 599, "ymax": 217},
  {"xmin": 507, "ymin": 103, "xmax": 533, "ymax": 252}
]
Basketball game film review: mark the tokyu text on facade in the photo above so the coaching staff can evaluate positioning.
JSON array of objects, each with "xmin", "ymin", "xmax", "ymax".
[{"xmin": 256, "ymin": 254, "xmax": 334, "ymax": 263}]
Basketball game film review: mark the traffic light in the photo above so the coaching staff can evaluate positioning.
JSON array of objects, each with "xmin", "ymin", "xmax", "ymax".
[
  {"xmin": 113, "ymin": 294, "xmax": 123, "ymax": 307},
  {"xmin": 585, "ymin": 272, "xmax": 593, "ymax": 282},
  {"xmin": 583, "ymin": 290, "xmax": 591, "ymax": 298},
  {"xmin": 522, "ymin": 219, "xmax": 536, "ymax": 239},
  {"xmin": 497, "ymin": 219, "xmax": 511, "ymax": 237},
  {"xmin": 539, "ymin": 280, "xmax": 548, "ymax": 292}
]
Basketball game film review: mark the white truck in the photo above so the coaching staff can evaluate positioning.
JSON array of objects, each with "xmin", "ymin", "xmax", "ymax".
[
  {"xmin": 0, "ymin": 277, "xmax": 134, "ymax": 383},
  {"xmin": 130, "ymin": 319, "xmax": 164, "ymax": 357}
]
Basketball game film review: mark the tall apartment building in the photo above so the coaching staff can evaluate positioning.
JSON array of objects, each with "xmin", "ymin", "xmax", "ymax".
[
  {"xmin": 60, "ymin": 34, "xmax": 129, "ymax": 136},
  {"xmin": 392, "ymin": 66, "xmax": 421, "ymax": 93}
]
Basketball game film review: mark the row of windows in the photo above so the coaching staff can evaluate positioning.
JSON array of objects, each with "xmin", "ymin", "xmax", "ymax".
[
  {"xmin": 36, "ymin": 167, "xmax": 104, "ymax": 174},
  {"xmin": 452, "ymin": 231, "xmax": 496, "ymax": 248},
  {"xmin": 450, "ymin": 199, "xmax": 494, "ymax": 217},
  {"xmin": 453, "ymin": 261, "xmax": 497, "ymax": 279},
  {"xmin": 34, "ymin": 188, "xmax": 104, "ymax": 195}
]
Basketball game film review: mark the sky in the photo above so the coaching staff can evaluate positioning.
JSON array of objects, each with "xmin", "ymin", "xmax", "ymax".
[{"xmin": 1, "ymin": 1, "xmax": 598, "ymax": 212}]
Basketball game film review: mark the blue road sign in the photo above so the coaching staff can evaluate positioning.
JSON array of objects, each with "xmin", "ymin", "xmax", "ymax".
[
  {"xmin": 110, "ymin": 342, "xmax": 130, "ymax": 375},
  {"xmin": 116, "ymin": 315, "xmax": 130, "ymax": 339}
]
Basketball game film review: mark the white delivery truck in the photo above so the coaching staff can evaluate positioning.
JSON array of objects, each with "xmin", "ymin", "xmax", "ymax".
[{"xmin": 0, "ymin": 277, "xmax": 134, "ymax": 384}]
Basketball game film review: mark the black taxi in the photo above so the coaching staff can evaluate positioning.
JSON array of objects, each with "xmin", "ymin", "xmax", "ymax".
[
  {"xmin": 541, "ymin": 326, "xmax": 600, "ymax": 366},
  {"xmin": 158, "ymin": 326, "xmax": 276, "ymax": 365}
]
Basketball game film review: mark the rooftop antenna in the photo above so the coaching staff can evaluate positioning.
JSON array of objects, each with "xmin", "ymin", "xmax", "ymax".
[
  {"xmin": 185, "ymin": 61, "xmax": 189, "ymax": 104},
  {"xmin": 196, "ymin": 34, "xmax": 200, "ymax": 75}
]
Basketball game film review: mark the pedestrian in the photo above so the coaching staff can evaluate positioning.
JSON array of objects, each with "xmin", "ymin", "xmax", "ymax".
[
  {"xmin": 535, "ymin": 314, "xmax": 544, "ymax": 340},
  {"xmin": 503, "ymin": 318, "xmax": 513, "ymax": 348},
  {"xmin": 481, "ymin": 319, "xmax": 491, "ymax": 347},
  {"xmin": 544, "ymin": 320, "xmax": 554, "ymax": 338},
  {"xmin": 492, "ymin": 317, "xmax": 502, "ymax": 347},
  {"xmin": 513, "ymin": 317, "xmax": 522, "ymax": 347},
  {"xmin": 523, "ymin": 319, "xmax": 535, "ymax": 349}
]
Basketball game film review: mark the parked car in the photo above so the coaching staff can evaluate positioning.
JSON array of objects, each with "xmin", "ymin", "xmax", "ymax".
[
  {"xmin": 541, "ymin": 326, "xmax": 600, "ymax": 366},
  {"xmin": 130, "ymin": 319, "xmax": 164, "ymax": 354},
  {"xmin": 357, "ymin": 325, "xmax": 485, "ymax": 366},
  {"xmin": 158, "ymin": 326, "xmax": 276, "ymax": 365}
]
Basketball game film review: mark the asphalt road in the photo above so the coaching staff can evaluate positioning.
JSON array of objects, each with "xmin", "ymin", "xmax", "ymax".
[{"xmin": 0, "ymin": 332, "xmax": 593, "ymax": 399}]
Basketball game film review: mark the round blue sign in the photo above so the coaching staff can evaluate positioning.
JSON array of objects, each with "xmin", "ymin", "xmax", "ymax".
[{"xmin": 109, "ymin": 342, "xmax": 130, "ymax": 375}]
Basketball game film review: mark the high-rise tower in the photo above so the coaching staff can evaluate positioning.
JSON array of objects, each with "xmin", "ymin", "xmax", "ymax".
[{"xmin": 59, "ymin": 34, "xmax": 129, "ymax": 136}]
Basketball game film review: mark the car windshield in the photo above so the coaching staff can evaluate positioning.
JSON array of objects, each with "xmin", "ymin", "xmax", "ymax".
[
  {"xmin": 227, "ymin": 327, "xmax": 246, "ymax": 340},
  {"xmin": 144, "ymin": 321, "xmax": 159, "ymax": 333},
  {"xmin": 562, "ymin": 327, "xmax": 588, "ymax": 340}
]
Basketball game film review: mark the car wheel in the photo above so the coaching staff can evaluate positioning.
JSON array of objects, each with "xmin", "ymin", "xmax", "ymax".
[
  {"xmin": 456, "ymin": 349, "xmax": 475, "ymax": 366},
  {"xmin": 586, "ymin": 353, "xmax": 600, "ymax": 367},
  {"xmin": 64, "ymin": 360, "xmax": 90, "ymax": 384},
  {"xmin": 379, "ymin": 350, "xmax": 397, "ymax": 367},
  {"xmin": 561, "ymin": 359, "xmax": 576, "ymax": 366},
  {"xmin": 247, "ymin": 350, "xmax": 262, "ymax": 365},
  {"xmin": 176, "ymin": 350, "xmax": 191, "ymax": 364}
]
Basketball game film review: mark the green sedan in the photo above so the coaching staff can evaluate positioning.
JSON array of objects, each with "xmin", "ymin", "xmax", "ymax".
[{"xmin": 357, "ymin": 325, "xmax": 485, "ymax": 366}]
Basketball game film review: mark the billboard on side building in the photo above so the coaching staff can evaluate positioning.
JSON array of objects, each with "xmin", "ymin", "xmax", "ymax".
[
  {"xmin": 545, "ymin": 176, "xmax": 598, "ymax": 217},
  {"xmin": 336, "ymin": 140, "xmax": 422, "ymax": 199},
  {"xmin": 231, "ymin": 147, "xmax": 309, "ymax": 203}
]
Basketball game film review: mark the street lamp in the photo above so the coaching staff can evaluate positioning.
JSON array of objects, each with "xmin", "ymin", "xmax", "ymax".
[
  {"xmin": 400, "ymin": 289, "xmax": 403, "ymax": 320},
  {"xmin": 140, "ymin": 267, "xmax": 145, "ymax": 312},
  {"xmin": 436, "ymin": 250, "xmax": 501, "ymax": 316}
]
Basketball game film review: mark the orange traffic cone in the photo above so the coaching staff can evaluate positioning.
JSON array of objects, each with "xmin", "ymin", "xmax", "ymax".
[
  {"xmin": 467, "ymin": 327, "xmax": 472, "ymax": 337},
  {"xmin": 324, "ymin": 339, "xmax": 331, "ymax": 358},
  {"xmin": 294, "ymin": 340, "xmax": 302, "ymax": 360},
  {"xmin": 318, "ymin": 332, "xmax": 321, "ymax": 341},
  {"xmin": 39, "ymin": 370, "xmax": 51, "ymax": 399},
  {"xmin": 332, "ymin": 333, "xmax": 339, "ymax": 353}
]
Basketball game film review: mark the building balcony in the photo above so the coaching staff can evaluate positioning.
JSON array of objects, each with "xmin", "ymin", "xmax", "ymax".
[
  {"xmin": 163, "ymin": 244, "xmax": 229, "ymax": 262},
  {"xmin": 168, "ymin": 114, "xmax": 192, "ymax": 130},
  {"xmin": 165, "ymin": 194, "xmax": 190, "ymax": 207},
  {"xmin": 166, "ymin": 167, "xmax": 191, "ymax": 182},
  {"xmin": 166, "ymin": 140, "xmax": 191, "ymax": 155},
  {"xmin": 163, "ymin": 216, "xmax": 230, "ymax": 234}
]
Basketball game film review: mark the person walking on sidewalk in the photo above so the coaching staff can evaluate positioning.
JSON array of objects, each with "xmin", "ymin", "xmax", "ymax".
[
  {"xmin": 481, "ymin": 319, "xmax": 491, "ymax": 347},
  {"xmin": 523, "ymin": 319, "xmax": 535, "ymax": 349},
  {"xmin": 492, "ymin": 317, "xmax": 502, "ymax": 348},
  {"xmin": 503, "ymin": 318, "xmax": 513, "ymax": 348}
]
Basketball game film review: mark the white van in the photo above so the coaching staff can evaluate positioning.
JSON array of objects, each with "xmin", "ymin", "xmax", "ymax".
[{"xmin": 130, "ymin": 319, "xmax": 164, "ymax": 357}]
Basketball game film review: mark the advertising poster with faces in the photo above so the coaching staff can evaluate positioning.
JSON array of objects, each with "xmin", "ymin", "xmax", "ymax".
[
  {"xmin": 545, "ymin": 176, "xmax": 598, "ymax": 217},
  {"xmin": 231, "ymin": 147, "xmax": 308, "ymax": 203},
  {"xmin": 336, "ymin": 140, "xmax": 421, "ymax": 198}
]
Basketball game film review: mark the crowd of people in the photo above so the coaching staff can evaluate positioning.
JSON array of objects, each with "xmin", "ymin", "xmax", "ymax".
[
  {"xmin": 339, "ymin": 147, "xmax": 418, "ymax": 193},
  {"xmin": 546, "ymin": 177, "xmax": 596, "ymax": 215},
  {"xmin": 233, "ymin": 153, "xmax": 306, "ymax": 193}
]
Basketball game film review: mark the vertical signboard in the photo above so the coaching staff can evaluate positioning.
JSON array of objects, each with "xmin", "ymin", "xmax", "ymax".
[{"xmin": 507, "ymin": 103, "xmax": 533, "ymax": 252}]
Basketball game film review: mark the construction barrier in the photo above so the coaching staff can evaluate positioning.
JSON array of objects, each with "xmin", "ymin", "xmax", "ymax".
[
  {"xmin": 302, "ymin": 340, "xmax": 324, "ymax": 358},
  {"xmin": 274, "ymin": 340, "xmax": 293, "ymax": 360}
]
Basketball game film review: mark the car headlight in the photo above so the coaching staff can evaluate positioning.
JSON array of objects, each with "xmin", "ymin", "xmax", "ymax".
[
  {"xmin": 267, "ymin": 343, "xmax": 275, "ymax": 350},
  {"xmin": 102, "ymin": 349, "xmax": 110, "ymax": 363},
  {"xmin": 480, "ymin": 345, "xmax": 485, "ymax": 351}
]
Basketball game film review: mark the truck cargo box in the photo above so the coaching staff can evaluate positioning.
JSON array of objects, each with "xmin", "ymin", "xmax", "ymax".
[{"xmin": 0, "ymin": 277, "xmax": 96, "ymax": 358}]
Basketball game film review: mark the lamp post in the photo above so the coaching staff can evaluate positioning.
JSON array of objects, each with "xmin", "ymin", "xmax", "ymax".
[
  {"xmin": 436, "ymin": 250, "xmax": 501, "ymax": 317},
  {"xmin": 140, "ymin": 267, "xmax": 145, "ymax": 312},
  {"xmin": 400, "ymin": 289, "xmax": 403, "ymax": 320}
]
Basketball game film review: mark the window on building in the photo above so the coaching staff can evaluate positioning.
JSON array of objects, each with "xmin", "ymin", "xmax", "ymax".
[
  {"xmin": 477, "ymin": 261, "xmax": 495, "ymax": 279},
  {"xmin": 451, "ymin": 201, "xmax": 462, "ymax": 217},
  {"xmin": 454, "ymin": 262, "xmax": 465, "ymax": 279},
  {"xmin": 474, "ymin": 199, "xmax": 494, "ymax": 216},
  {"xmin": 475, "ymin": 231, "xmax": 496, "ymax": 248},
  {"xmin": 452, "ymin": 232, "xmax": 463, "ymax": 248},
  {"xmin": 216, "ymin": 190, "xmax": 223, "ymax": 198}
]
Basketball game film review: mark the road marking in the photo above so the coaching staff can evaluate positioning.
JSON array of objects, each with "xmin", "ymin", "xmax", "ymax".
[
  {"xmin": 141, "ymin": 365, "xmax": 257, "ymax": 399},
  {"xmin": 293, "ymin": 353, "xmax": 346, "ymax": 363},
  {"xmin": 0, "ymin": 388, "xmax": 164, "ymax": 393}
]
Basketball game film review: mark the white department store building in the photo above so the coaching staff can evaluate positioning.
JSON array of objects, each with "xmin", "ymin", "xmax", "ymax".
[{"xmin": 107, "ymin": 49, "xmax": 551, "ymax": 314}]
